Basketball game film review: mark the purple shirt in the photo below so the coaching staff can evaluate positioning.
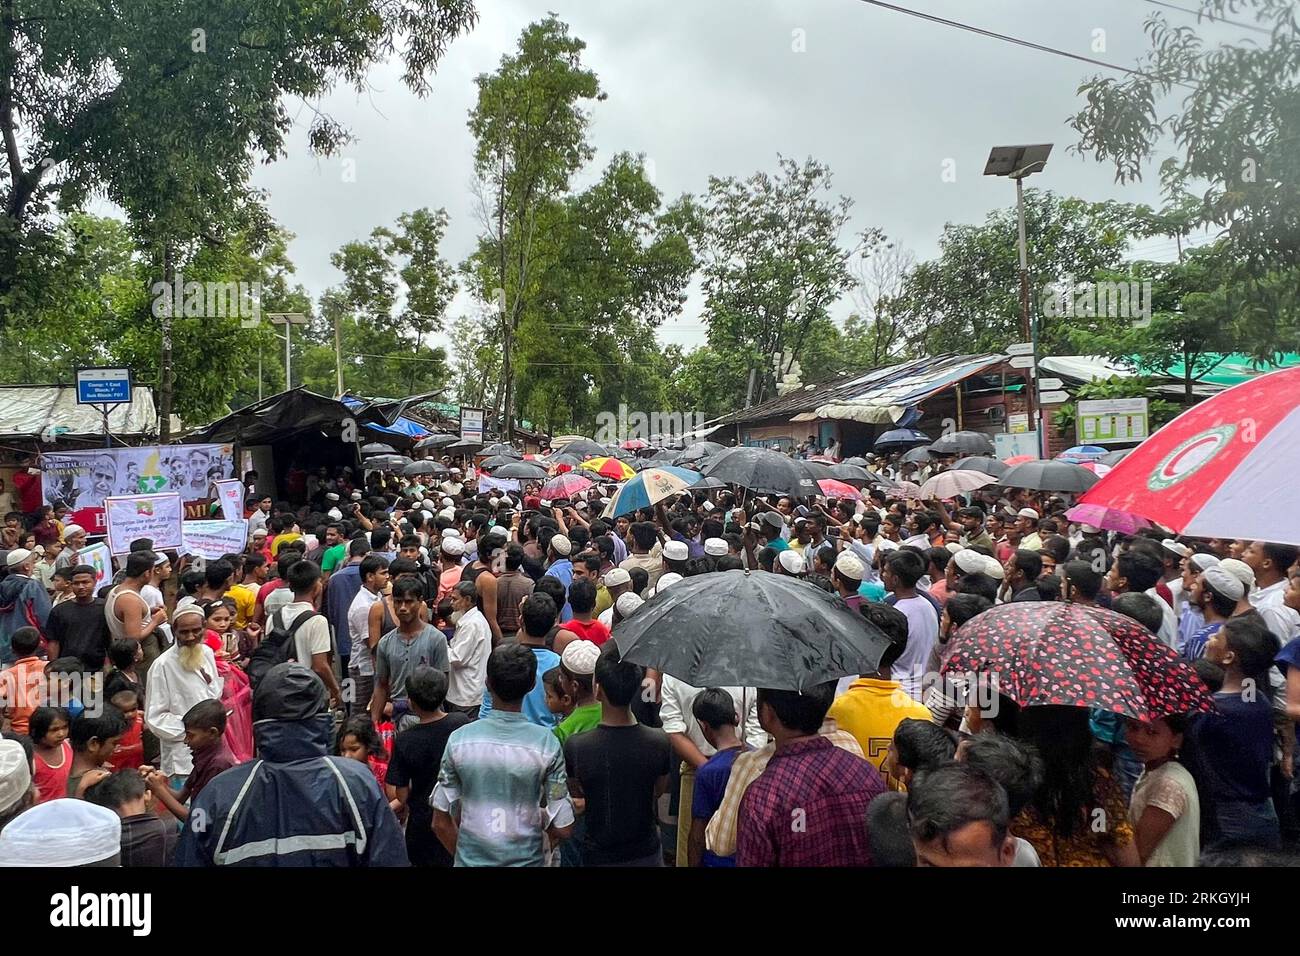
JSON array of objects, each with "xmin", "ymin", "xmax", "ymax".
[{"xmin": 736, "ymin": 736, "xmax": 884, "ymax": 867}]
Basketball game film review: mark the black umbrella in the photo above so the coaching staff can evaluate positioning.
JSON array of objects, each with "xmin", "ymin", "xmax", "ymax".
[
  {"xmin": 445, "ymin": 438, "xmax": 482, "ymax": 452},
  {"xmin": 950, "ymin": 456, "xmax": 1008, "ymax": 477},
  {"xmin": 928, "ymin": 430, "xmax": 995, "ymax": 456},
  {"xmin": 363, "ymin": 454, "xmax": 411, "ymax": 471},
  {"xmin": 401, "ymin": 459, "xmax": 441, "ymax": 477},
  {"xmin": 493, "ymin": 461, "xmax": 549, "ymax": 481},
  {"xmin": 701, "ymin": 447, "xmax": 817, "ymax": 497},
  {"xmin": 673, "ymin": 441, "xmax": 727, "ymax": 465},
  {"xmin": 360, "ymin": 442, "xmax": 397, "ymax": 455},
  {"xmin": 414, "ymin": 433, "xmax": 459, "ymax": 450},
  {"xmin": 479, "ymin": 455, "xmax": 519, "ymax": 471},
  {"xmin": 843, "ymin": 456, "xmax": 871, "ymax": 467},
  {"xmin": 548, "ymin": 452, "xmax": 583, "ymax": 470},
  {"xmin": 901, "ymin": 446, "xmax": 935, "ymax": 464},
  {"xmin": 614, "ymin": 570, "xmax": 893, "ymax": 691},
  {"xmin": 1099, "ymin": 448, "xmax": 1134, "ymax": 467},
  {"xmin": 998, "ymin": 460, "xmax": 1100, "ymax": 493},
  {"xmin": 829, "ymin": 463, "xmax": 874, "ymax": 486},
  {"xmin": 875, "ymin": 428, "xmax": 931, "ymax": 451},
  {"xmin": 481, "ymin": 443, "xmax": 521, "ymax": 458},
  {"xmin": 554, "ymin": 438, "xmax": 606, "ymax": 458},
  {"xmin": 798, "ymin": 460, "xmax": 839, "ymax": 481},
  {"xmin": 689, "ymin": 475, "xmax": 727, "ymax": 490}
]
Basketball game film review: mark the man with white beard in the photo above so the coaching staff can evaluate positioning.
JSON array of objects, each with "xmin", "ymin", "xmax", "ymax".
[{"xmin": 145, "ymin": 605, "xmax": 224, "ymax": 787}]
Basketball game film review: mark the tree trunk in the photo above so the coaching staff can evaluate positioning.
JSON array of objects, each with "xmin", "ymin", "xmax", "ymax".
[
  {"xmin": 158, "ymin": 242, "xmax": 175, "ymax": 443},
  {"xmin": 1184, "ymin": 346, "xmax": 1192, "ymax": 404}
]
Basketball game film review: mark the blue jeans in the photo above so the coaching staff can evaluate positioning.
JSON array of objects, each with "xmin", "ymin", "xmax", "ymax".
[{"xmin": 1208, "ymin": 799, "xmax": 1281, "ymax": 853}]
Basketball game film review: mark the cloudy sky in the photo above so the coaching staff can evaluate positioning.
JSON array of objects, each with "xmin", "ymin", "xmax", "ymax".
[{"xmin": 250, "ymin": 0, "xmax": 1242, "ymax": 355}]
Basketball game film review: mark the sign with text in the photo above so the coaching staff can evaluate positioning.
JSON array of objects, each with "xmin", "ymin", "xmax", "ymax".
[
  {"xmin": 1077, "ymin": 398, "xmax": 1149, "ymax": 445},
  {"xmin": 42, "ymin": 443, "xmax": 234, "ymax": 535},
  {"xmin": 211, "ymin": 478, "xmax": 245, "ymax": 521},
  {"xmin": 995, "ymin": 431, "xmax": 1040, "ymax": 460},
  {"xmin": 104, "ymin": 493, "xmax": 184, "ymax": 555},
  {"xmin": 181, "ymin": 519, "xmax": 249, "ymax": 559},
  {"xmin": 75, "ymin": 367, "xmax": 132, "ymax": 405},
  {"xmin": 460, "ymin": 406, "xmax": 484, "ymax": 443}
]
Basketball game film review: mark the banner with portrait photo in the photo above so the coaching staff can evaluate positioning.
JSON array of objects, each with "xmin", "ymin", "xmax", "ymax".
[
  {"xmin": 41, "ymin": 443, "xmax": 234, "ymax": 535},
  {"xmin": 104, "ymin": 493, "xmax": 184, "ymax": 555}
]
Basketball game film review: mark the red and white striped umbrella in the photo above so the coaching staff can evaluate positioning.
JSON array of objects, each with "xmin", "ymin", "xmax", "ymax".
[{"xmin": 1076, "ymin": 366, "xmax": 1300, "ymax": 544}]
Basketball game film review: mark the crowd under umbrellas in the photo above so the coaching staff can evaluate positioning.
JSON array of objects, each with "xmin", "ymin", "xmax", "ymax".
[{"xmin": 1, "ymin": 372, "xmax": 1297, "ymax": 869}]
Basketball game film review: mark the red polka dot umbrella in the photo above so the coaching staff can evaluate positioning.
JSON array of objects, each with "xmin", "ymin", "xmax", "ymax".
[{"xmin": 941, "ymin": 602, "xmax": 1214, "ymax": 721}]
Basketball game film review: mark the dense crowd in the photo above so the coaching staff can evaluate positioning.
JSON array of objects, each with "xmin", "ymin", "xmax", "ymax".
[{"xmin": 0, "ymin": 448, "xmax": 1296, "ymax": 868}]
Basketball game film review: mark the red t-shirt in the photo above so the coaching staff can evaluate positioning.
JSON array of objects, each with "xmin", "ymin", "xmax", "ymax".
[
  {"xmin": 34, "ymin": 742, "xmax": 72, "ymax": 804},
  {"xmin": 12, "ymin": 470, "xmax": 41, "ymax": 513},
  {"xmin": 562, "ymin": 618, "xmax": 611, "ymax": 646},
  {"xmin": 108, "ymin": 713, "xmax": 144, "ymax": 771}
]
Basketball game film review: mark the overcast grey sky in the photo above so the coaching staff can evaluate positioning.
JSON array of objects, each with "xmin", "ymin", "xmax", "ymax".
[{"xmin": 250, "ymin": 0, "xmax": 1239, "ymax": 356}]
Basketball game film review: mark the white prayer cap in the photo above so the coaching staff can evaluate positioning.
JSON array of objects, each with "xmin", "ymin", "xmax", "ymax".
[
  {"xmin": 438, "ymin": 508, "xmax": 455, "ymax": 522},
  {"xmin": 441, "ymin": 528, "xmax": 463, "ymax": 539},
  {"xmin": 1219, "ymin": 558, "xmax": 1255, "ymax": 593},
  {"xmin": 1161, "ymin": 539, "xmax": 1192, "ymax": 560},
  {"xmin": 550, "ymin": 535, "xmax": 572, "ymax": 556},
  {"xmin": 0, "ymin": 739, "xmax": 31, "ymax": 815},
  {"xmin": 1202, "ymin": 565, "xmax": 1245, "ymax": 602},
  {"xmin": 777, "ymin": 550, "xmax": 805, "ymax": 575},
  {"xmin": 603, "ymin": 568, "xmax": 631, "ymax": 587},
  {"xmin": 325, "ymin": 492, "xmax": 340, "ymax": 502},
  {"xmin": 656, "ymin": 572, "xmax": 684, "ymax": 592},
  {"xmin": 945, "ymin": 542, "xmax": 965, "ymax": 555},
  {"xmin": 327, "ymin": 508, "xmax": 343, "ymax": 520},
  {"xmin": 834, "ymin": 551, "xmax": 865, "ymax": 580},
  {"xmin": 953, "ymin": 549, "xmax": 986, "ymax": 575},
  {"xmin": 561, "ymin": 640, "xmax": 600, "ymax": 676},
  {"xmin": 351, "ymin": 491, "xmax": 363, "ymax": 501},
  {"xmin": 615, "ymin": 592, "xmax": 645, "ymax": 618},
  {"xmin": 703, "ymin": 537, "xmax": 728, "ymax": 557},
  {"xmin": 663, "ymin": 540, "xmax": 690, "ymax": 562},
  {"xmin": 0, "ymin": 798, "xmax": 121, "ymax": 867},
  {"xmin": 1016, "ymin": 507, "xmax": 1039, "ymax": 519},
  {"xmin": 980, "ymin": 555, "xmax": 1005, "ymax": 580},
  {"xmin": 61, "ymin": 524, "xmax": 85, "ymax": 538},
  {"xmin": 5, "ymin": 549, "xmax": 31, "ymax": 567},
  {"xmin": 441, "ymin": 537, "xmax": 465, "ymax": 557},
  {"xmin": 1188, "ymin": 552, "xmax": 1220, "ymax": 573}
]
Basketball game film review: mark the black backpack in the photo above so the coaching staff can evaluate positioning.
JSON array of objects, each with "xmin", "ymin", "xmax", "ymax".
[{"xmin": 247, "ymin": 608, "xmax": 320, "ymax": 689}]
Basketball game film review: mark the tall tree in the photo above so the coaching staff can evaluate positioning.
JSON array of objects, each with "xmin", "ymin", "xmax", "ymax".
[
  {"xmin": 1070, "ymin": 0, "xmax": 1300, "ymax": 356},
  {"xmin": 464, "ymin": 15, "xmax": 602, "ymax": 439},
  {"xmin": 895, "ymin": 191, "xmax": 1133, "ymax": 356},
  {"xmin": 698, "ymin": 156, "xmax": 861, "ymax": 407}
]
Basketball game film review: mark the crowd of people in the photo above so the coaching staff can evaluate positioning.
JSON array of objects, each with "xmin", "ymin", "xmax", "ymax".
[{"xmin": 0, "ymin": 445, "xmax": 1296, "ymax": 868}]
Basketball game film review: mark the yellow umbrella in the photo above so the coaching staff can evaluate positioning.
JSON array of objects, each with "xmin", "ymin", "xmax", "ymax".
[{"xmin": 579, "ymin": 456, "xmax": 635, "ymax": 481}]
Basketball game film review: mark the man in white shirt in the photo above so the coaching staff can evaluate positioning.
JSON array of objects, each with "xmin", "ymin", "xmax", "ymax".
[
  {"xmin": 1243, "ymin": 540, "xmax": 1300, "ymax": 644},
  {"xmin": 440, "ymin": 469, "xmax": 465, "ymax": 498},
  {"xmin": 882, "ymin": 549, "xmax": 940, "ymax": 702},
  {"xmin": 247, "ymin": 494, "xmax": 272, "ymax": 535},
  {"xmin": 274, "ymin": 559, "xmax": 341, "ymax": 708},
  {"xmin": 346, "ymin": 554, "xmax": 389, "ymax": 717},
  {"xmin": 659, "ymin": 675, "xmax": 767, "ymax": 767},
  {"xmin": 446, "ymin": 580, "xmax": 492, "ymax": 718},
  {"xmin": 144, "ymin": 605, "xmax": 223, "ymax": 783}
]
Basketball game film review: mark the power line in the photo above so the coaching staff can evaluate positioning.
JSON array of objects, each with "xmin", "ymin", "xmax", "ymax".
[
  {"xmin": 1140, "ymin": 0, "xmax": 1275, "ymax": 35},
  {"xmin": 854, "ymin": 0, "xmax": 1199, "ymax": 90}
]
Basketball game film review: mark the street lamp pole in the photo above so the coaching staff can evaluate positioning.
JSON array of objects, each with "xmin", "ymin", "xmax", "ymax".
[
  {"xmin": 985, "ymin": 144, "xmax": 1053, "ymax": 457},
  {"xmin": 267, "ymin": 313, "xmax": 309, "ymax": 393}
]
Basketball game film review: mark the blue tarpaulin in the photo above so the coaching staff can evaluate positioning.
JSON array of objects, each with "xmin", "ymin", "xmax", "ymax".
[{"xmin": 340, "ymin": 396, "xmax": 431, "ymax": 441}]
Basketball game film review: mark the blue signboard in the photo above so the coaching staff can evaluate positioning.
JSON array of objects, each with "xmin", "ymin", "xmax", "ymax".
[{"xmin": 76, "ymin": 368, "xmax": 132, "ymax": 405}]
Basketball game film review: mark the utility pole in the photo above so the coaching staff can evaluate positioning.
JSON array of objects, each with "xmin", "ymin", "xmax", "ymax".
[
  {"xmin": 333, "ymin": 307, "xmax": 344, "ymax": 397},
  {"xmin": 158, "ymin": 241, "xmax": 175, "ymax": 444}
]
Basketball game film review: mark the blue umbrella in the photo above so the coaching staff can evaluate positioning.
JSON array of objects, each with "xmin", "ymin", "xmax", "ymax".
[
  {"xmin": 1056, "ymin": 445, "xmax": 1108, "ymax": 463},
  {"xmin": 875, "ymin": 428, "xmax": 931, "ymax": 450},
  {"xmin": 601, "ymin": 466, "xmax": 702, "ymax": 518}
]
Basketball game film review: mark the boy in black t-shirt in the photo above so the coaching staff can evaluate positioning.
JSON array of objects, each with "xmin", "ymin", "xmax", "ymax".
[
  {"xmin": 386, "ymin": 665, "xmax": 469, "ymax": 867},
  {"xmin": 562, "ymin": 642, "xmax": 672, "ymax": 867}
]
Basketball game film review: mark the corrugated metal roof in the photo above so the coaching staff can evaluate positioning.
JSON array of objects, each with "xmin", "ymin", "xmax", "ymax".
[
  {"xmin": 0, "ymin": 385, "xmax": 157, "ymax": 440},
  {"xmin": 721, "ymin": 354, "xmax": 1006, "ymax": 425}
]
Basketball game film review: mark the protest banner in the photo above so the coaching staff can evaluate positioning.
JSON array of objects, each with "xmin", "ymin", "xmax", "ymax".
[
  {"xmin": 104, "ymin": 493, "xmax": 184, "ymax": 555},
  {"xmin": 477, "ymin": 475, "xmax": 521, "ymax": 495},
  {"xmin": 211, "ymin": 478, "xmax": 245, "ymax": 520},
  {"xmin": 75, "ymin": 542, "xmax": 113, "ymax": 593},
  {"xmin": 41, "ymin": 443, "xmax": 235, "ymax": 535},
  {"xmin": 181, "ymin": 519, "xmax": 249, "ymax": 559}
]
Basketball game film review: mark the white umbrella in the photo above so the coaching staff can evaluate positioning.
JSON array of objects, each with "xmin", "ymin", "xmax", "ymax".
[{"xmin": 919, "ymin": 469, "xmax": 998, "ymax": 499}]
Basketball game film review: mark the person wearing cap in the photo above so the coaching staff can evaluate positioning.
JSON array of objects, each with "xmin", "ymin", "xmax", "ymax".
[
  {"xmin": 437, "ymin": 534, "xmax": 467, "ymax": 604},
  {"xmin": 1241, "ymin": 541, "xmax": 1300, "ymax": 645},
  {"xmin": 661, "ymin": 538, "xmax": 690, "ymax": 577},
  {"xmin": 553, "ymin": 640, "xmax": 602, "ymax": 745},
  {"xmin": 177, "ymin": 662, "xmax": 408, "ymax": 866},
  {"xmin": 774, "ymin": 549, "xmax": 805, "ymax": 578},
  {"xmin": 597, "ymin": 567, "xmax": 632, "ymax": 630},
  {"xmin": 433, "ymin": 643, "xmax": 575, "ymax": 866},
  {"xmin": 833, "ymin": 551, "xmax": 867, "ymax": 611},
  {"xmin": 562, "ymin": 642, "xmax": 673, "ymax": 867},
  {"xmin": 0, "ymin": 737, "xmax": 35, "ymax": 833},
  {"xmin": 0, "ymin": 547, "xmax": 50, "ymax": 665},
  {"xmin": 53, "ymin": 523, "xmax": 88, "ymax": 571},
  {"xmin": 1177, "ymin": 552, "xmax": 1220, "ymax": 646},
  {"xmin": 1013, "ymin": 508, "xmax": 1043, "ymax": 552},
  {"xmin": 145, "ymin": 605, "xmax": 224, "ymax": 784},
  {"xmin": 0, "ymin": 797, "xmax": 122, "ymax": 867},
  {"xmin": 1158, "ymin": 539, "xmax": 1193, "ymax": 617},
  {"xmin": 440, "ymin": 469, "xmax": 464, "ymax": 498},
  {"xmin": 444, "ymin": 581, "xmax": 493, "ymax": 720},
  {"xmin": 1183, "ymin": 566, "xmax": 1247, "ymax": 661}
]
